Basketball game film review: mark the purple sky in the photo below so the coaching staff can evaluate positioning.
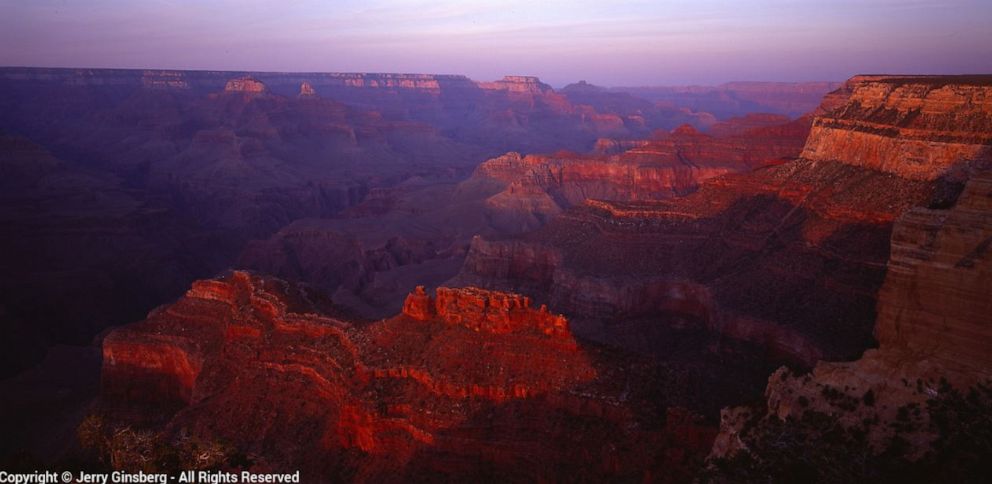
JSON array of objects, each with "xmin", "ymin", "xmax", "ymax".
[{"xmin": 1, "ymin": 0, "xmax": 990, "ymax": 86}]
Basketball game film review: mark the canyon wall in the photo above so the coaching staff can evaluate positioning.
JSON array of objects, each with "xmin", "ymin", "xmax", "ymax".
[
  {"xmin": 464, "ymin": 117, "xmax": 812, "ymax": 233},
  {"xmin": 709, "ymin": 166, "xmax": 992, "ymax": 472},
  {"xmin": 875, "ymin": 169, "xmax": 992, "ymax": 374},
  {"xmin": 801, "ymin": 76, "xmax": 992, "ymax": 180},
  {"xmin": 453, "ymin": 75, "xmax": 991, "ymax": 366}
]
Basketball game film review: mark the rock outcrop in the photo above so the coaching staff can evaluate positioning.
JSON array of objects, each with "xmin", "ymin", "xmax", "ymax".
[
  {"xmin": 223, "ymin": 76, "xmax": 267, "ymax": 93},
  {"xmin": 98, "ymin": 271, "xmax": 715, "ymax": 481},
  {"xmin": 403, "ymin": 286, "xmax": 570, "ymax": 339},
  {"xmin": 298, "ymin": 81, "xmax": 316, "ymax": 97}
]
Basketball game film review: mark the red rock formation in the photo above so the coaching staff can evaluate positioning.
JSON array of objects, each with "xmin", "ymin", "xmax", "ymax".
[
  {"xmin": 299, "ymin": 81, "xmax": 316, "ymax": 97},
  {"xmin": 98, "ymin": 271, "xmax": 715, "ymax": 481},
  {"xmin": 224, "ymin": 76, "xmax": 267, "ymax": 93},
  {"xmin": 403, "ymin": 286, "xmax": 570, "ymax": 340},
  {"xmin": 801, "ymin": 76, "xmax": 992, "ymax": 180}
]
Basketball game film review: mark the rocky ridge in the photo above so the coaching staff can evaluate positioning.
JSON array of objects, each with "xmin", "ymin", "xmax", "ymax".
[{"xmin": 99, "ymin": 271, "xmax": 715, "ymax": 481}]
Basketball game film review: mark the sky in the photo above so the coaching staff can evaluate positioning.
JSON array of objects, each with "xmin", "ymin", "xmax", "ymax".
[{"xmin": 1, "ymin": 0, "xmax": 990, "ymax": 87}]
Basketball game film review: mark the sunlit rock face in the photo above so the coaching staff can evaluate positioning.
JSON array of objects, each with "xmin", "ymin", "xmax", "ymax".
[
  {"xmin": 224, "ymin": 76, "xmax": 268, "ymax": 93},
  {"xmin": 298, "ymin": 81, "xmax": 316, "ymax": 97},
  {"xmin": 100, "ymin": 271, "xmax": 715, "ymax": 481},
  {"xmin": 801, "ymin": 76, "xmax": 992, "ymax": 180}
]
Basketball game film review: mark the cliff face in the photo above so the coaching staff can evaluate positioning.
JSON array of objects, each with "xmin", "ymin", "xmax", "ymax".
[
  {"xmin": 875, "ymin": 169, "xmax": 992, "ymax": 374},
  {"xmin": 704, "ymin": 81, "xmax": 992, "ymax": 472},
  {"xmin": 454, "ymin": 156, "xmax": 933, "ymax": 365},
  {"xmin": 801, "ymin": 76, "xmax": 992, "ymax": 180},
  {"xmin": 709, "ymin": 166, "xmax": 992, "ymax": 468},
  {"xmin": 99, "ymin": 272, "xmax": 715, "ymax": 481}
]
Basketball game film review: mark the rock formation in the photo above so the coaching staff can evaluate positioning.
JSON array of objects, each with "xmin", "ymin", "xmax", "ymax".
[
  {"xmin": 298, "ymin": 81, "xmax": 316, "ymax": 97},
  {"xmin": 403, "ymin": 286, "xmax": 571, "ymax": 339},
  {"xmin": 223, "ymin": 76, "xmax": 267, "ymax": 93},
  {"xmin": 98, "ymin": 271, "xmax": 715, "ymax": 481},
  {"xmin": 875, "ymin": 168, "xmax": 992, "ymax": 373}
]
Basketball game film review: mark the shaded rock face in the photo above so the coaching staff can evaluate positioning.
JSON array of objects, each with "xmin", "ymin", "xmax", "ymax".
[
  {"xmin": 875, "ymin": 168, "xmax": 992, "ymax": 374},
  {"xmin": 709, "ymin": 166, "xmax": 992, "ymax": 466},
  {"xmin": 99, "ymin": 272, "xmax": 715, "ymax": 482},
  {"xmin": 801, "ymin": 76, "xmax": 992, "ymax": 180},
  {"xmin": 454, "ymin": 157, "xmax": 932, "ymax": 366}
]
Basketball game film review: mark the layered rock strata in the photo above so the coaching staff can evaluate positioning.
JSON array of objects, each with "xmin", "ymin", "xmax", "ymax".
[
  {"xmin": 801, "ymin": 76, "xmax": 992, "ymax": 180},
  {"xmin": 99, "ymin": 271, "xmax": 715, "ymax": 481}
]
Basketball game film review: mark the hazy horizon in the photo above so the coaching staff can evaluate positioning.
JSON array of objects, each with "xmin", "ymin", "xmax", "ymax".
[{"xmin": 2, "ymin": 0, "xmax": 991, "ymax": 87}]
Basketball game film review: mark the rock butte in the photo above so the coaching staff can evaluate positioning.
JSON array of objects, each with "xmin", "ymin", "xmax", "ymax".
[
  {"xmin": 224, "ymin": 76, "xmax": 267, "ymax": 93},
  {"xmin": 100, "ymin": 271, "xmax": 715, "ymax": 481}
]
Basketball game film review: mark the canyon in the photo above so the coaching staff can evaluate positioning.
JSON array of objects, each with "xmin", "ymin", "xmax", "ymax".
[
  {"xmin": 453, "ymin": 75, "xmax": 992, "ymax": 369},
  {"xmin": 4, "ymin": 67, "xmax": 826, "ymax": 377},
  {"xmin": 3, "ymin": 69, "xmax": 991, "ymax": 482}
]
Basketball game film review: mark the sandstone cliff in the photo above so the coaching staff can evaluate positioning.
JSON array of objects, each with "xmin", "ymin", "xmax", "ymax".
[{"xmin": 801, "ymin": 76, "xmax": 992, "ymax": 180}]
